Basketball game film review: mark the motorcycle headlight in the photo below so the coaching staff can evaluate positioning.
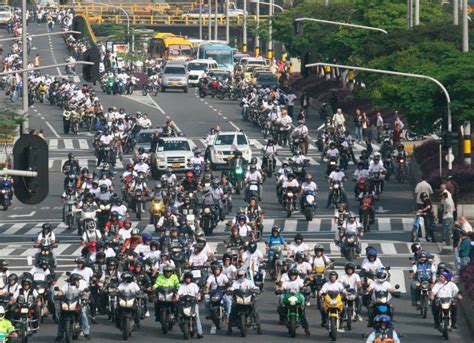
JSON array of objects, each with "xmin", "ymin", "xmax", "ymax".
[
  {"xmin": 379, "ymin": 297, "xmax": 387, "ymax": 303},
  {"xmin": 306, "ymin": 195, "xmax": 315, "ymax": 204},
  {"xmin": 333, "ymin": 183, "xmax": 340, "ymax": 189},
  {"xmin": 158, "ymin": 294, "xmax": 166, "ymax": 301},
  {"xmin": 347, "ymin": 237, "xmax": 355, "ymax": 244},
  {"xmin": 441, "ymin": 303, "xmax": 451, "ymax": 310},
  {"xmin": 330, "ymin": 299, "xmax": 338, "ymax": 306},
  {"xmin": 37, "ymin": 288, "xmax": 45, "ymax": 295},
  {"xmin": 211, "ymin": 295, "xmax": 221, "ymax": 302},
  {"xmin": 346, "ymin": 294, "xmax": 357, "ymax": 301},
  {"xmin": 288, "ymin": 295, "xmax": 298, "ymax": 306},
  {"xmin": 421, "ymin": 281, "xmax": 429, "ymax": 289},
  {"xmin": 183, "ymin": 307, "xmax": 192, "ymax": 316},
  {"xmin": 20, "ymin": 307, "xmax": 29, "ymax": 314},
  {"xmin": 287, "ymin": 192, "xmax": 293, "ymax": 197}
]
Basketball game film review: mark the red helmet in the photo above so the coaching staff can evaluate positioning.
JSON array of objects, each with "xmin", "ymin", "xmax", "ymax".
[
  {"xmin": 186, "ymin": 171, "xmax": 193, "ymax": 178},
  {"xmin": 127, "ymin": 163, "xmax": 133, "ymax": 170}
]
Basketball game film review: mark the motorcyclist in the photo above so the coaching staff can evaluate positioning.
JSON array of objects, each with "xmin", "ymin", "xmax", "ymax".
[
  {"xmin": 110, "ymin": 198, "xmax": 127, "ymax": 219},
  {"xmin": 71, "ymin": 257, "xmax": 94, "ymax": 285},
  {"xmin": 62, "ymin": 152, "xmax": 81, "ymax": 175},
  {"xmin": 35, "ymin": 223, "xmax": 57, "ymax": 267},
  {"xmin": 361, "ymin": 247, "xmax": 385, "ymax": 275},
  {"xmin": 54, "ymin": 273, "xmax": 91, "ymax": 341},
  {"xmin": 311, "ymin": 244, "xmax": 333, "ymax": 271},
  {"xmin": 134, "ymin": 233, "xmax": 153, "ymax": 257},
  {"xmin": 365, "ymin": 315, "xmax": 401, "ymax": 343},
  {"xmin": 409, "ymin": 250, "xmax": 436, "ymax": 307},
  {"xmin": 352, "ymin": 162, "xmax": 369, "ymax": 182},
  {"xmin": 261, "ymin": 139, "xmax": 278, "ymax": 172},
  {"xmin": 277, "ymin": 268, "xmax": 310, "ymax": 335},
  {"xmin": 300, "ymin": 173, "xmax": 318, "ymax": 213},
  {"xmin": 337, "ymin": 212, "xmax": 362, "ymax": 253},
  {"xmin": 340, "ymin": 262, "xmax": 363, "ymax": 321},
  {"xmin": 234, "ymin": 214, "xmax": 253, "ymax": 238},
  {"xmin": 222, "ymin": 254, "xmax": 237, "ymax": 281},
  {"xmin": 326, "ymin": 166, "xmax": 347, "ymax": 208},
  {"xmin": 121, "ymin": 228, "xmax": 142, "ymax": 253},
  {"xmin": 241, "ymin": 241, "xmax": 264, "ymax": 282},
  {"xmin": 115, "ymin": 272, "xmax": 141, "ymax": 328},
  {"xmin": 177, "ymin": 272, "xmax": 204, "ymax": 338},
  {"xmin": 155, "ymin": 207, "xmax": 178, "ymax": 234},
  {"xmin": 204, "ymin": 263, "xmax": 232, "ymax": 322},
  {"xmin": 204, "ymin": 128, "xmax": 218, "ymax": 162},
  {"xmin": 189, "ymin": 149, "xmax": 205, "ymax": 171},
  {"xmin": 181, "ymin": 171, "xmax": 199, "ymax": 193},
  {"xmin": 152, "ymin": 265, "xmax": 180, "ymax": 321},
  {"xmin": 11, "ymin": 277, "xmax": 39, "ymax": 328},
  {"xmin": 288, "ymin": 233, "xmax": 310, "ymax": 257},
  {"xmin": 104, "ymin": 211, "xmax": 124, "ymax": 236},
  {"xmin": 325, "ymin": 141, "xmax": 339, "ymax": 162},
  {"xmin": 319, "ymin": 270, "xmax": 344, "ymax": 328},
  {"xmin": 0, "ymin": 305, "xmax": 16, "ymax": 339},
  {"xmin": 291, "ymin": 120, "xmax": 309, "ymax": 155},
  {"xmin": 245, "ymin": 164, "xmax": 263, "ymax": 201},
  {"xmin": 367, "ymin": 268, "xmax": 399, "ymax": 327},
  {"xmin": 431, "ymin": 270, "xmax": 461, "ymax": 329}
]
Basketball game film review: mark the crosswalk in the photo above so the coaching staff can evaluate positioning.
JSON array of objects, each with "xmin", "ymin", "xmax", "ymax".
[
  {"xmin": 48, "ymin": 158, "xmax": 124, "ymax": 172},
  {"xmin": 45, "ymin": 137, "xmax": 376, "ymax": 171},
  {"xmin": 0, "ymin": 217, "xmax": 415, "ymax": 237}
]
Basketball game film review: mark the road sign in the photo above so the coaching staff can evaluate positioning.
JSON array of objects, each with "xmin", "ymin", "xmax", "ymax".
[{"xmin": 445, "ymin": 153, "xmax": 455, "ymax": 163}]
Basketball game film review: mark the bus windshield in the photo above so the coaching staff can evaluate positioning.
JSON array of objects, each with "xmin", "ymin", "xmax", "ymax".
[
  {"xmin": 205, "ymin": 50, "xmax": 232, "ymax": 66},
  {"xmin": 169, "ymin": 44, "xmax": 192, "ymax": 56}
]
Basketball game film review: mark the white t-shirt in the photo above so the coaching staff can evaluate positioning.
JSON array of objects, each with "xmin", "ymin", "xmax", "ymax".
[
  {"xmin": 178, "ymin": 283, "xmax": 200, "ymax": 297},
  {"xmin": 29, "ymin": 267, "xmax": 50, "ymax": 281},
  {"xmin": 70, "ymin": 267, "xmax": 94, "ymax": 284},
  {"xmin": 36, "ymin": 232, "xmax": 56, "ymax": 244},
  {"xmin": 372, "ymin": 281, "xmax": 391, "ymax": 292},
  {"xmin": 189, "ymin": 252, "xmax": 208, "ymax": 267},
  {"xmin": 282, "ymin": 278, "xmax": 304, "ymax": 293},
  {"xmin": 242, "ymin": 250, "xmax": 263, "ymax": 272},
  {"xmin": 311, "ymin": 255, "xmax": 331, "ymax": 268},
  {"xmin": 118, "ymin": 228, "xmax": 132, "ymax": 241},
  {"xmin": 233, "ymin": 278, "xmax": 256, "ymax": 291},
  {"xmin": 432, "ymin": 281, "xmax": 459, "ymax": 298},
  {"xmin": 361, "ymin": 258, "xmax": 384, "ymax": 273},
  {"xmin": 223, "ymin": 264, "xmax": 237, "ymax": 280},
  {"xmin": 321, "ymin": 281, "xmax": 345, "ymax": 294},
  {"xmin": 295, "ymin": 262, "xmax": 312, "ymax": 275},
  {"xmin": 339, "ymin": 273, "xmax": 361, "ymax": 289},
  {"xmin": 118, "ymin": 282, "xmax": 140, "ymax": 294},
  {"xmin": 206, "ymin": 273, "xmax": 229, "ymax": 290}
]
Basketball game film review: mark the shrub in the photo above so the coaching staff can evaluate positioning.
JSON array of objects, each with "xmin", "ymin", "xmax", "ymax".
[{"xmin": 460, "ymin": 263, "xmax": 474, "ymax": 301}]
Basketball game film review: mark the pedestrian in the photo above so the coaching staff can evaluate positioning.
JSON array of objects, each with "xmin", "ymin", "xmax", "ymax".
[
  {"xmin": 375, "ymin": 112, "xmax": 384, "ymax": 143},
  {"xmin": 458, "ymin": 216, "xmax": 473, "ymax": 233},
  {"xmin": 414, "ymin": 175, "xmax": 433, "ymax": 210},
  {"xmin": 285, "ymin": 90, "xmax": 297, "ymax": 118},
  {"xmin": 458, "ymin": 230, "xmax": 471, "ymax": 269},
  {"xmin": 300, "ymin": 92, "xmax": 310, "ymax": 114},
  {"xmin": 420, "ymin": 193, "xmax": 436, "ymax": 242},
  {"xmin": 441, "ymin": 192, "xmax": 455, "ymax": 245},
  {"xmin": 394, "ymin": 114, "xmax": 405, "ymax": 130},
  {"xmin": 452, "ymin": 223, "xmax": 462, "ymax": 271},
  {"xmin": 332, "ymin": 108, "xmax": 346, "ymax": 131},
  {"xmin": 445, "ymin": 176, "xmax": 459, "ymax": 220},
  {"xmin": 365, "ymin": 138, "xmax": 373, "ymax": 156},
  {"xmin": 354, "ymin": 109, "xmax": 363, "ymax": 142},
  {"xmin": 361, "ymin": 111, "xmax": 369, "ymax": 140},
  {"xmin": 393, "ymin": 123, "xmax": 401, "ymax": 146}
]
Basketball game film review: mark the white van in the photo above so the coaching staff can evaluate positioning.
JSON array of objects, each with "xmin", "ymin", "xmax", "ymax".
[
  {"xmin": 239, "ymin": 57, "xmax": 268, "ymax": 67},
  {"xmin": 186, "ymin": 59, "xmax": 218, "ymax": 86}
]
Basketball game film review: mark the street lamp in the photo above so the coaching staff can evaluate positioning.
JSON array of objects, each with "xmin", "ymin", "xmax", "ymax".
[
  {"xmin": 294, "ymin": 17, "xmax": 388, "ymax": 34},
  {"xmin": 306, "ymin": 62, "xmax": 454, "ymax": 173},
  {"xmin": 250, "ymin": 0, "xmax": 284, "ymax": 58}
]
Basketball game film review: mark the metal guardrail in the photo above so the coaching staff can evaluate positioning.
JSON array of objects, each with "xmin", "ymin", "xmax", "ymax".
[
  {"xmin": 80, "ymin": 14, "xmax": 268, "ymax": 26},
  {"xmin": 62, "ymin": 2, "xmax": 200, "ymax": 14}
]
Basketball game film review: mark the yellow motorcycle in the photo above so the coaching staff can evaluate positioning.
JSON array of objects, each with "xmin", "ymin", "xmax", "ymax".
[
  {"xmin": 322, "ymin": 291, "xmax": 344, "ymax": 341},
  {"xmin": 149, "ymin": 198, "xmax": 165, "ymax": 226}
]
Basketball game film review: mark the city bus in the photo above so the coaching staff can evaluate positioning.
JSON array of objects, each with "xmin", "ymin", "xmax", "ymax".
[
  {"xmin": 197, "ymin": 42, "xmax": 234, "ymax": 72},
  {"xmin": 148, "ymin": 33, "xmax": 193, "ymax": 61}
]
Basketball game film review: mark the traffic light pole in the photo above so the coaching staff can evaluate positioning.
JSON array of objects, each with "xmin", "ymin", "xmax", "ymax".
[
  {"xmin": 305, "ymin": 62, "xmax": 453, "ymax": 173},
  {"xmin": 0, "ymin": 169, "xmax": 37, "ymax": 177},
  {"xmin": 22, "ymin": 0, "xmax": 28, "ymax": 133}
]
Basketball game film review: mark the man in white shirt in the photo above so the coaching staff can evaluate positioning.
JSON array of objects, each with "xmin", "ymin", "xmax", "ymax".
[
  {"xmin": 431, "ymin": 271, "xmax": 460, "ymax": 329},
  {"xmin": 285, "ymin": 91, "xmax": 297, "ymax": 118},
  {"xmin": 71, "ymin": 258, "xmax": 94, "ymax": 284},
  {"xmin": 339, "ymin": 263, "xmax": 362, "ymax": 321},
  {"xmin": 241, "ymin": 241, "xmax": 263, "ymax": 278},
  {"xmin": 204, "ymin": 264, "xmax": 231, "ymax": 319},
  {"xmin": 319, "ymin": 271, "xmax": 344, "ymax": 327},
  {"xmin": 177, "ymin": 272, "xmax": 203, "ymax": 338},
  {"xmin": 414, "ymin": 176, "xmax": 433, "ymax": 208}
]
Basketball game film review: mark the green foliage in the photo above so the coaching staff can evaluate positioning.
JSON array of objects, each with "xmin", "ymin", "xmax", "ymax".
[{"xmin": 247, "ymin": 19, "xmax": 270, "ymax": 42}]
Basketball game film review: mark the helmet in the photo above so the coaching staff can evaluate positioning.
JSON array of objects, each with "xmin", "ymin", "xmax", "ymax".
[
  {"xmin": 223, "ymin": 253, "xmax": 232, "ymax": 262},
  {"xmin": 163, "ymin": 265, "xmax": 174, "ymax": 273},
  {"xmin": 251, "ymin": 157, "xmax": 257, "ymax": 164},
  {"xmin": 131, "ymin": 228, "xmax": 140, "ymax": 236},
  {"xmin": 7, "ymin": 273, "xmax": 18, "ymax": 282},
  {"xmin": 249, "ymin": 164, "xmax": 256, "ymax": 172},
  {"xmin": 294, "ymin": 233, "xmax": 303, "ymax": 242},
  {"xmin": 295, "ymin": 252, "xmax": 304, "ymax": 260},
  {"xmin": 437, "ymin": 262, "xmax": 447, "ymax": 273},
  {"xmin": 248, "ymin": 241, "xmax": 257, "ymax": 254},
  {"xmin": 440, "ymin": 270, "xmax": 452, "ymax": 282},
  {"xmin": 150, "ymin": 240, "xmax": 159, "ymax": 250},
  {"xmin": 100, "ymin": 184, "xmax": 108, "ymax": 191},
  {"xmin": 345, "ymin": 262, "xmax": 356, "ymax": 273},
  {"xmin": 107, "ymin": 259, "xmax": 118, "ymax": 268},
  {"xmin": 211, "ymin": 263, "xmax": 222, "ymax": 273},
  {"xmin": 328, "ymin": 271, "xmax": 338, "ymax": 280},
  {"xmin": 418, "ymin": 250, "xmax": 429, "ymax": 261},
  {"xmin": 374, "ymin": 152, "xmax": 381, "ymax": 159},
  {"xmin": 314, "ymin": 244, "xmax": 324, "ymax": 253},
  {"xmin": 42, "ymin": 223, "xmax": 52, "ymax": 231},
  {"xmin": 75, "ymin": 257, "xmax": 86, "ymax": 265},
  {"xmin": 271, "ymin": 225, "xmax": 280, "ymax": 233},
  {"xmin": 122, "ymin": 272, "xmax": 133, "ymax": 283},
  {"xmin": 142, "ymin": 233, "xmax": 152, "ymax": 242},
  {"xmin": 366, "ymin": 247, "xmax": 377, "ymax": 258},
  {"xmin": 69, "ymin": 273, "xmax": 83, "ymax": 284},
  {"xmin": 411, "ymin": 242, "xmax": 421, "ymax": 254},
  {"xmin": 22, "ymin": 277, "xmax": 33, "ymax": 286},
  {"xmin": 375, "ymin": 314, "xmax": 391, "ymax": 328},
  {"xmin": 183, "ymin": 272, "xmax": 193, "ymax": 281},
  {"xmin": 115, "ymin": 198, "xmax": 123, "ymax": 205},
  {"xmin": 111, "ymin": 211, "xmax": 119, "ymax": 218},
  {"xmin": 68, "ymin": 152, "xmax": 74, "ymax": 159},
  {"xmin": 96, "ymin": 252, "xmax": 106, "ymax": 260},
  {"xmin": 375, "ymin": 268, "xmax": 388, "ymax": 282},
  {"xmin": 237, "ymin": 269, "xmax": 246, "ymax": 279},
  {"xmin": 237, "ymin": 215, "xmax": 246, "ymax": 223},
  {"xmin": 288, "ymin": 268, "xmax": 298, "ymax": 277}
]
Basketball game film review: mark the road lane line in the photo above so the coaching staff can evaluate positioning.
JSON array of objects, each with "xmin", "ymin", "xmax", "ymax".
[
  {"xmin": 377, "ymin": 218, "xmax": 391, "ymax": 231},
  {"xmin": 3, "ymin": 223, "xmax": 26, "ymax": 235},
  {"xmin": 389, "ymin": 268, "xmax": 407, "ymax": 293},
  {"xmin": 48, "ymin": 139, "xmax": 58, "ymax": 150},
  {"xmin": 380, "ymin": 243, "xmax": 397, "ymax": 255},
  {"xmin": 228, "ymin": 121, "xmax": 240, "ymax": 130},
  {"xmin": 146, "ymin": 95, "xmax": 183, "ymax": 133},
  {"xmin": 45, "ymin": 120, "xmax": 60, "ymax": 138},
  {"xmin": 78, "ymin": 139, "xmax": 89, "ymax": 149},
  {"xmin": 64, "ymin": 139, "xmax": 74, "ymax": 150},
  {"xmin": 283, "ymin": 220, "xmax": 297, "ymax": 232}
]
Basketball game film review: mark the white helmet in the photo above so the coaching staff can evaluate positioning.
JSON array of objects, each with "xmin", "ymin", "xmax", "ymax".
[{"xmin": 0, "ymin": 305, "xmax": 5, "ymax": 319}]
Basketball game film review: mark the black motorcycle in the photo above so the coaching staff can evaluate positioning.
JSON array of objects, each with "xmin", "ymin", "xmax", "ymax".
[
  {"xmin": 177, "ymin": 295, "xmax": 198, "ymax": 340},
  {"xmin": 117, "ymin": 291, "xmax": 143, "ymax": 340},
  {"xmin": 155, "ymin": 286, "xmax": 177, "ymax": 334},
  {"xmin": 228, "ymin": 289, "xmax": 262, "ymax": 337}
]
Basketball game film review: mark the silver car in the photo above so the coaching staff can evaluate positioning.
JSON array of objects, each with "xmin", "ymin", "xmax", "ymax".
[{"xmin": 160, "ymin": 64, "xmax": 188, "ymax": 93}]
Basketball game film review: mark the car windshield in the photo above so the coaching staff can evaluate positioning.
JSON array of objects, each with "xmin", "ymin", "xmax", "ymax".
[
  {"xmin": 187, "ymin": 63, "xmax": 208, "ymax": 71},
  {"xmin": 164, "ymin": 66, "xmax": 186, "ymax": 74},
  {"xmin": 158, "ymin": 140, "xmax": 191, "ymax": 151},
  {"xmin": 214, "ymin": 134, "xmax": 248, "ymax": 146},
  {"xmin": 0, "ymin": 6, "xmax": 9, "ymax": 11},
  {"xmin": 209, "ymin": 72, "xmax": 229, "ymax": 81},
  {"xmin": 137, "ymin": 132, "xmax": 154, "ymax": 143}
]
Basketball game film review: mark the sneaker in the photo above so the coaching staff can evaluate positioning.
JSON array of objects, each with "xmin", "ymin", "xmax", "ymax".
[
  {"xmin": 145, "ymin": 310, "xmax": 150, "ymax": 318},
  {"xmin": 84, "ymin": 335, "xmax": 91, "ymax": 340},
  {"xmin": 357, "ymin": 314, "xmax": 363, "ymax": 322},
  {"xmin": 197, "ymin": 334, "xmax": 204, "ymax": 339}
]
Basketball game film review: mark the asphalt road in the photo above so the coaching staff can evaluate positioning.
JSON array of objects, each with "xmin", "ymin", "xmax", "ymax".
[{"xmin": 0, "ymin": 22, "xmax": 471, "ymax": 342}]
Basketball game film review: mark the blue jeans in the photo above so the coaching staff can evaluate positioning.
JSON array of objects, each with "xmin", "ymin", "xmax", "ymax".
[
  {"xmin": 355, "ymin": 127, "xmax": 362, "ymax": 141},
  {"xmin": 205, "ymin": 293, "xmax": 232, "ymax": 317},
  {"xmin": 410, "ymin": 280, "xmax": 419, "ymax": 305},
  {"xmin": 460, "ymin": 256, "xmax": 470, "ymax": 269},
  {"xmin": 454, "ymin": 247, "xmax": 461, "ymax": 271},
  {"xmin": 442, "ymin": 218, "xmax": 453, "ymax": 244},
  {"xmin": 194, "ymin": 304, "xmax": 203, "ymax": 335}
]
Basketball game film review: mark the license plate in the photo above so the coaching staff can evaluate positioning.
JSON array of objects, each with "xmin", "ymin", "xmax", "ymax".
[
  {"xmin": 172, "ymin": 163, "xmax": 180, "ymax": 168},
  {"xmin": 169, "ymin": 82, "xmax": 176, "ymax": 86},
  {"xmin": 20, "ymin": 308, "xmax": 28, "ymax": 314}
]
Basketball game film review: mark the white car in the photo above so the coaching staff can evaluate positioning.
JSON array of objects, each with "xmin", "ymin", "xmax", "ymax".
[
  {"xmin": 209, "ymin": 131, "xmax": 252, "ymax": 169},
  {"xmin": 150, "ymin": 137, "xmax": 194, "ymax": 178},
  {"xmin": 0, "ymin": 6, "xmax": 11, "ymax": 26},
  {"xmin": 186, "ymin": 59, "xmax": 218, "ymax": 86}
]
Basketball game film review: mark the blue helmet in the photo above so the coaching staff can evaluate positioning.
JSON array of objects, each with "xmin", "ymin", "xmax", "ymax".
[
  {"xmin": 237, "ymin": 215, "xmax": 246, "ymax": 223},
  {"xmin": 2, "ymin": 180, "xmax": 9, "ymax": 188},
  {"xmin": 142, "ymin": 233, "xmax": 153, "ymax": 242},
  {"xmin": 366, "ymin": 247, "xmax": 377, "ymax": 258},
  {"xmin": 440, "ymin": 270, "xmax": 452, "ymax": 282},
  {"xmin": 375, "ymin": 314, "xmax": 391, "ymax": 327}
]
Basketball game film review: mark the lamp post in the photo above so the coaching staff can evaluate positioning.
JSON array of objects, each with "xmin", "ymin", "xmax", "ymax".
[
  {"xmin": 199, "ymin": 0, "xmax": 203, "ymax": 40},
  {"xmin": 255, "ymin": 0, "xmax": 260, "ymax": 56},
  {"xmin": 225, "ymin": 0, "xmax": 229, "ymax": 42},
  {"xmin": 306, "ymin": 62, "xmax": 453, "ymax": 173},
  {"xmin": 250, "ymin": 0, "xmax": 284, "ymax": 58},
  {"xmin": 243, "ymin": 0, "xmax": 247, "ymax": 52},
  {"xmin": 208, "ymin": 0, "xmax": 212, "ymax": 38},
  {"xmin": 214, "ymin": 0, "xmax": 218, "ymax": 40},
  {"xmin": 462, "ymin": 0, "xmax": 469, "ymax": 52}
]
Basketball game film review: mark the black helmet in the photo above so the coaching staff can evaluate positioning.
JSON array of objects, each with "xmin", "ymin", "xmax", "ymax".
[
  {"xmin": 68, "ymin": 152, "xmax": 74, "ymax": 159},
  {"xmin": 328, "ymin": 271, "xmax": 338, "ymax": 279},
  {"xmin": 0, "ymin": 260, "xmax": 8, "ymax": 268},
  {"xmin": 107, "ymin": 259, "xmax": 117, "ymax": 268},
  {"xmin": 183, "ymin": 272, "xmax": 193, "ymax": 282},
  {"xmin": 122, "ymin": 272, "xmax": 133, "ymax": 283},
  {"xmin": 211, "ymin": 263, "xmax": 222, "ymax": 273},
  {"xmin": 42, "ymin": 223, "xmax": 52, "ymax": 231},
  {"xmin": 271, "ymin": 225, "xmax": 281, "ymax": 233},
  {"xmin": 69, "ymin": 274, "xmax": 82, "ymax": 284},
  {"xmin": 96, "ymin": 252, "xmax": 106, "ymax": 260},
  {"xmin": 288, "ymin": 268, "xmax": 298, "ymax": 277},
  {"xmin": 295, "ymin": 252, "xmax": 304, "ymax": 260},
  {"xmin": 163, "ymin": 265, "xmax": 174, "ymax": 273},
  {"xmin": 345, "ymin": 262, "xmax": 356, "ymax": 273},
  {"xmin": 222, "ymin": 253, "xmax": 232, "ymax": 262},
  {"xmin": 314, "ymin": 244, "xmax": 324, "ymax": 253},
  {"xmin": 411, "ymin": 242, "xmax": 421, "ymax": 254},
  {"xmin": 7, "ymin": 273, "xmax": 18, "ymax": 282},
  {"xmin": 248, "ymin": 241, "xmax": 257, "ymax": 254},
  {"xmin": 294, "ymin": 233, "xmax": 303, "ymax": 242}
]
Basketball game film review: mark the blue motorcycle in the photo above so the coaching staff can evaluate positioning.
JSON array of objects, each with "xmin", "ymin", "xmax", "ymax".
[
  {"xmin": 0, "ymin": 179, "xmax": 13, "ymax": 211},
  {"xmin": 302, "ymin": 189, "xmax": 317, "ymax": 221}
]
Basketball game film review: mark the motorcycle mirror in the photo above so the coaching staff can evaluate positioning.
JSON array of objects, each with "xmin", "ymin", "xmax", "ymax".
[
  {"xmin": 385, "ymin": 266, "xmax": 391, "ymax": 271},
  {"xmin": 54, "ymin": 287, "xmax": 59, "ymax": 291},
  {"xmin": 395, "ymin": 284, "xmax": 400, "ymax": 289},
  {"xmin": 65, "ymin": 271, "xmax": 71, "ymax": 276}
]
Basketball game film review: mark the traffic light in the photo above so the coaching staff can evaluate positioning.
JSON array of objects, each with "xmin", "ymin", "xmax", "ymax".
[
  {"xmin": 293, "ymin": 20, "xmax": 303, "ymax": 35},
  {"xmin": 442, "ymin": 131, "xmax": 452, "ymax": 150},
  {"xmin": 13, "ymin": 134, "xmax": 49, "ymax": 205}
]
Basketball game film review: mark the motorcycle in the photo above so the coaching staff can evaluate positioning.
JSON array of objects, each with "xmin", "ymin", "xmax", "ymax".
[
  {"xmin": 340, "ymin": 231, "xmax": 359, "ymax": 262},
  {"xmin": 200, "ymin": 205, "xmax": 216, "ymax": 236},
  {"xmin": 302, "ymin": 190, "xmax": 316, "ymax": 221},
  {"xmin": 437, "ymin": 297, "xmax": 454, "ymax": 340},
  {"xmin": 177, "ymin": 295, "xmax": 198, "ymax": 340},
  {"xmin": 118, "ymin": 291, "xmax": 142, "ymax": 340},
  {"xmin": 323, "ymin": 290, "xmax": 344, "ymax": 341},
  {"xmin": 284, "ymin": 187, "xmax": 298, "ymax": 218},
  {"xmin": 262, "ymin": 152, "xmax": 275, "ymax": 176},
  {"xmin": 396, "ymin": 156, "xmax": 407, "ymax": 184},
  {"xmin": 369, "ymin": 285, "xmax": 400, "ymax": 326},
  {"xmin": 369, "ymin": 172, "xmax": 384, "ymax": 199},
  {"xmin": 208, "ymin": 287, "xmax": 226, "ymax": 330},
  {"xmin": 96, "ymin": 201, "xmax": 111, "ymax": 231},
  {"xmin": 155, "ymin": 286, "xmax": 177, "ymax": 334},
  {"xmin": 245, "ymin": 180, "xmax": 260, "ymax": 202},
  {"xmin": 310, "ymin": 267, "xmax": 327, "ymax": 309},
  {"xmin": 230, "ymin": 164, "xmax": 245, "ymax": 194},
  {"xmin": 78, "ymin": 204, "xmax": 97, "ymax": 237},
  {"xmin": 415, "ymin": 274, "xmax": 431, "ymax": 318},
  {"xmin": 63, "ymin": 197, "xmax": 77, "ymax": 230},
  {"xmin": 133, "ymin": 188, "xmax": 144, "ymax": 220},
  {"xmin": 58, "ymin": 291, "xmax": 87, "ymax": 343},
  {"xmin": 34, "ymin": 241, "xmax": 57, "ymax": 270},
  {"xmin": 343, "ymin": 288, "xmax": 358, "ymax": 331},
  {"xmin": 0, "ymin": 182, "xmax": 12, "ymax": 211},
  {"xmin": 383, "ymin": 157, "xmax": 392, "ymax": 181},
  {"xmin": 359, "ymin": 194, "xmax": 373, "ymax": 233},
  {"xmin": 280, "ymin": 291, "xmax": 306, "ymax": 337},
  {"xmin": 13, "ymin": 294, "xmax": 38, "ymax": 343},
  {"xmin": 229, "ymin": 289, "xmax": 261, "ymax": 337},
  {"xmin": 330, "ymin": 180, "xmax": 344, "ymax": 207},
  {"xmin": 267, "ymin": 244, "xmax": 284, "ymax": 281},
  {"xmin": 142, "ymin": 82, "xmax": 159, "ymax": 96},
  {"xmin": 326, "ymin": 157, "xmax": 338, "ymax": 176}
]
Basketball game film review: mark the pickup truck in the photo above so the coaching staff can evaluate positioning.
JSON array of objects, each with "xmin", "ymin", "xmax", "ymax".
[{"xmin": 150, "ymin": 137, "xmax": 194, "ymax": 178}]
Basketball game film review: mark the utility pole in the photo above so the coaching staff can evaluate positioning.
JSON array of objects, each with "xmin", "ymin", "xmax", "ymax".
[
  {"xmin": 214, "ymin": 0, "xmax": 218, "ymax": 40},
  {"xmin": 225, "ymin": 0, "xmax": 229, "ymax": 42},
  {"xmin": 199, "ymin": 0, "xmax": 203, "ymax": 40},
  {"xmin": 407, "ymin": 0, "xmax": 414, "ymax": 29},
  {"xmin": 415, "ymin": 0, "xmax": 420, "ymax": 26},
  {"xmin": 21, "ymin": 0, "xmax": 28, "ymax": 133},
  {"xmin": 454, "ymin": 0, "xmax": 459, "ymax": 25},
  {"xmin": 462, "ymin": 0, "xmax": 469, "ymax": 52},
  {"xmin": 208, "ymin": 0, "xmax": 212, "ymax": 39},
  {"xmin": 255, "ymin": 0, "xmax": 260, "ymax": 56},
  {"xmin": 267, "ymin": 0, "xmax": 273, "ymax": 58},
  {"xmin": 243, "ymin": 0, "xmax": 247, "ymax": 52},
  {"xmin": 464, "ymin": 121, "xmax": 472, "ymax": 166}
]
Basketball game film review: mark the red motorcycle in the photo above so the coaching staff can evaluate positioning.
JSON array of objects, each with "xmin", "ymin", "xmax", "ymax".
[{"xmin": 359, "ymin": 194, "xmax": 374, "ymax": 232}]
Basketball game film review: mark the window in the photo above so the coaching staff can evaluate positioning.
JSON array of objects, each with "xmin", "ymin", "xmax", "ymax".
[
  {"xmin": 187, "ymin": 63, "xmax": 208, "ymax": 71},
  {"xmin": 158, "ymin": 140, "xmax": 191, "ymax": 151},
  {"xmin": 164, "ymin": 66, "xmax": 186, "ymax": 74},
  {"xmin": 214, "ymin": 134, "xmax": 247, "ymax": 146},
  {"xmin": 137, "ymin": 132, "xmax": 154, "ymax": 143}
]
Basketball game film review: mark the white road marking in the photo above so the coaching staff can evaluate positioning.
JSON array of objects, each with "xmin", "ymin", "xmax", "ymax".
[
  {"xmin": 3, "ymin": 223, "xmax": 26, "ymax": 235},
  {"xmin": 49, "ymin": 139, "xmax": 58, "ymax": 150},
  {"xmin": 64, "ymin": 139, "xmax": 74, "ymax": 150},
  {"xmin": 380, "ymin": 242, "xmax": 397, "ymax": 255},
  {"xmin": 283, "ymin": 220, "xmax": 297, "ymax": 232},
  {"xmin": 45, "ymin": 120, "xmax": 60, "ymax": 138},
  {"xmin": 78, "ymin": 139, "xmax": 89, "ymax": 149},
  {"xmin": 228, "ymin": 121, "xmax": 240, "ymax": 130},
  {"xmin": 377, "ymin": 217, "xmax": 391, "ymax": 231}
]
